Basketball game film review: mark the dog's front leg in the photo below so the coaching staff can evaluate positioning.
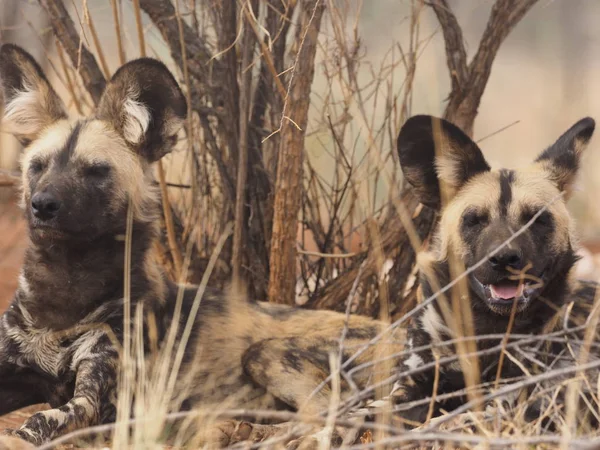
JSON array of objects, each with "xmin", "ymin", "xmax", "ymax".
[
  {"xmin": 6, "ymin": 350, "xmax": 118, "ymax": 446},
  {"xmin": 0, "ymin": 316, "xmax": 43, "ymax": 416}
]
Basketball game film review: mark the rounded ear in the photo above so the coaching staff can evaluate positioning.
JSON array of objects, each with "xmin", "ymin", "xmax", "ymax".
[
  {"xmin": 534, "ymin": 117, "xmax": 595, "ymax": 196},
  {"xmin": 397, "ymin": 115, "xmax": 490, "ymax": 209},
  {"xmin": 96, "ymin": 58, "xmax": 187, "ymax": 162},
  {"xmin": 0, "ymin": 44, "xmax": 67, "ymax": 145}
]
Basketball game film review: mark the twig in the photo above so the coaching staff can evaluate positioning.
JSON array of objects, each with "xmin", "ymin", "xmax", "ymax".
[
  {"xmin": 232, "ymin": 0, "xmax": 256, "ymax": 283},
  {"xmin": 297, "ymin": 248, "xmax": 360, "ymax": 259},
  {"xmin": 55, "ymin": 39, "xmax": 83, "ymax": 114},
  {"xmin": 430, "ymin": 0, "xmax": 539, "ymax": 134},
  {"xmin": 241, "ymin": 2, "xmax": 287, "ymax": 100},
  {"xmin": 110, "ymin": 0, "xmax": 126, "ymax": 65},
  {"xmin": 157, "ymin": 163, "xmax": 183, "ymax": 278},
  {"xmin": 493, "ymin": 266, "xmax": 523, "ymax": 390},
  {"xmin": 476, "ymin": 119, "xmax": 520, "ymax": 143},
  {"xmin": 38, "ymin": 0, "xmax": 106, "ymax": 104},
  {"xmin": 82, "ymin": 1, "xmax": 111, "ymax": 79},
  {"xmin": 132, "ymin": 0, "xmax": 146, "ymax": 57},
  {"xmin": 425, "ymin": 354, "xmax": 440, "ymax": 425}
]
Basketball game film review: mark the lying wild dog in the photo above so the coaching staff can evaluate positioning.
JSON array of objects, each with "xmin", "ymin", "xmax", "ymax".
[
  {"xmin": 390, "ymin": 115, "xmax": 600, "ymax": 428},
  {"xmin": 0, "ymin": 44, "xmax": 402, "ymax": 447}
]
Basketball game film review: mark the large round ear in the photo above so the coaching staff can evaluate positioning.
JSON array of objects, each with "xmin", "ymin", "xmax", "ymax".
[
  {"xmin": 534, "ymin": 117, "xmax": 595, "ymax": 197},
  {"xmin": 397, "ymin": 115, "xmax": 490, "ymax": 210},
  {"xmin": 96, "ymin": 58, "xmax": 187, "ymax": 162},
  {"xmin": 0, "ymin": 44, "xmax": 67, "ymax": 145}
]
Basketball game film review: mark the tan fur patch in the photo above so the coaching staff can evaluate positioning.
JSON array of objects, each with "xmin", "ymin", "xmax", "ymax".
[
  {"xmin": 434, "ymin": 167, "xmax": 574, "ymax": 261},
  {"xmin": 509, "ymin": 168, "xmax": 573, "ymax": 253},
  {"xmin": 19, "ymin": 120, "xmax": 72, "ymax": 205},
  {"xmin": 73, "ymin": 120, "xmax": 159, "ymax": 222},
  {"xmin": 436, "ymin": 171, "xmax": 501, "ymax": 260}
]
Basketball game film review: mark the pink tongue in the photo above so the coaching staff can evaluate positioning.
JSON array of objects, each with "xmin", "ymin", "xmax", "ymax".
[{"xmin": 490, "ymin": 284, "xmax": 522, "ymax": 300}]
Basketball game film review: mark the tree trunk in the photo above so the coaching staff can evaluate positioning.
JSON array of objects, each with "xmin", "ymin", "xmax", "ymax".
[{"xmin": 268, "ymin": 0, "xmax": 325, "ymax": 305}]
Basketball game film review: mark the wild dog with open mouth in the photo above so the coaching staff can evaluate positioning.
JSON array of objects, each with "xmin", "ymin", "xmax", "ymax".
[
  {"xmin": 0, "ymin": 44, "xmax": 402, "ymax": 447},
  {"xmin": 391, "ymin": 115, "xmax": 600, "ymax": 426}
]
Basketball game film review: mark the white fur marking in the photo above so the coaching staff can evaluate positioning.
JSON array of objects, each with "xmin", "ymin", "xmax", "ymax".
[
  {"xmin": 379, "ymin": 258, "xmax": 394, "ymax": 282},
  {"xmin": 3, "ymin": 85, "xmax": 45, "ymax": 137},
  {"xmin": 18, "ymin": 272, "xmax": 31, "ymax": 297},
  {"xmin": 122, "ymin": 97, "xmax": 151, "ymax": 144},
  {"xmin": 404, "ymin": 352, "xmax": 424, "ymax": 370},
  {"xmin": 70, "ymin": 330, "xmax": 104, "ymax": 371},
  {"xmin": 421, "ymin": 304, "xmax": 453, "ymax": 344},
  {"xmin": 390, "ymin": 380, "xmax": 403, "ymax": 395}
]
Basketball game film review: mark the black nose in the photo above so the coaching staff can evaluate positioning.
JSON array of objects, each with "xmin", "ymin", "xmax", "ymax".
[
  {"xmin": 489, "ymin": 248, "xmax": 523, "ymax": 270},
  {"xmin": 31, "ymin": 192, "xmax": 62, "ymax": 220}
]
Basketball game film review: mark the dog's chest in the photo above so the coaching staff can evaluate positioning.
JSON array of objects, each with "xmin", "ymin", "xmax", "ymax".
[{"xmin": 7, "ymin": 323, "xmax": 71, "ymax": 378}]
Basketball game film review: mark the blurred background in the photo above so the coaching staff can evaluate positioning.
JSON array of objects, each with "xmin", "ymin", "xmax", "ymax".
[{"xmin": 1, "ymin": 0, "xmax": 599, "ymax": 310}]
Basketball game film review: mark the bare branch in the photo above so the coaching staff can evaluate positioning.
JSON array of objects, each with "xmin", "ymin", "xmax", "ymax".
[
  {"xmin": 139, "ymin": 0, "xmax": 220, "ymax": 93},
  {"xmin": 429, "ymin": 0, "xmax": 468, "ymax": 91},
  {"xmin": 38, "ymin": 0, "xmax": 106, "ymax": 104},
  {"xmin": 232, "ymin": 1, "xmax": 257, "ymax": 282},
  {"xmin": 431, "ymin": 0, "xmax": 539, "ymax": 135}
]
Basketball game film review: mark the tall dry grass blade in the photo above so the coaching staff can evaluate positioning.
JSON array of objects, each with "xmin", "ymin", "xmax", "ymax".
[
  {"xmin": 82, "ymin": 1, "xmax": 111, "ymax": 79},
  {"xmin": 157, "ymin": 162, "xmax": 183, "ymax": 279},
  {"xmin": 132, "ymin": 0, "xmax": 146, "ymax": 57},
  {"xmin": 113, "ymin": 198, "xmax": 135, "ymax": 449},
  {"xmin": 232, "ymin": 0, "xmax": 255, "ymax": 283},
  {"xmin": 110, "ymin": 0, "xmax": 126, "ymax": 65},
  {"xmin": 55, "ymin": 39, "xmax": 83, "ymax": 115}
]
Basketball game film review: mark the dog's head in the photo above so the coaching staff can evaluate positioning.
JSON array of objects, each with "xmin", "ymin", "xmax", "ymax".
[
  {"xmin": 397, "ymin": 115, "xmax": 595, "ymax": 316},
  {"xmin": 0, "ymin": 44, "xmax": 186, "ymax": 243}
]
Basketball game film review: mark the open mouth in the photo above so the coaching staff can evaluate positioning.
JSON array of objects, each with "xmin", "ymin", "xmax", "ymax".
[
  {"xmin": 470, "ymin": 275, "xmax": 544, "ymax": 313},
  {"xmin": 489, "ymin": 281, "xmax": 524, "ymax": 301}
]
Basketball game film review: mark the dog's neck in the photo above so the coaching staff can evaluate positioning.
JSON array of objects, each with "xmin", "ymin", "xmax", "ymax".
[{"xmin": 16, "ymin": 221, "xmax": 165, "ymax": 330}]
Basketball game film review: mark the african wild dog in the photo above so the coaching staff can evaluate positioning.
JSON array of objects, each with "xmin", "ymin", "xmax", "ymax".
[
  {"xmin": 0, "ymin": 44, "xmax": 402, "ymax": 447},
  {"xmin": 391, "ymin": 114, "xmax": 600, "ymax": 426}
]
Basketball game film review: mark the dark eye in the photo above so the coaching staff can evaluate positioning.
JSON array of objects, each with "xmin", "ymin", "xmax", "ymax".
[
  {"xmin": 536, "ymin": 212, "xmax": 552, "ymax": 226},
  {"xmin": 85, "ymin": 164, "xmax": 111, "ymax": 178},
  {"xmin": 462, "ymin": 210, "xmax": 488, "ymax": 228},
  {"xmin": 522, "ymin": 209, "xmax": 552, "ymax": 227},
  {"xmin": 29, "ymin": 160, "xmax": 46, "ymax": 174}
]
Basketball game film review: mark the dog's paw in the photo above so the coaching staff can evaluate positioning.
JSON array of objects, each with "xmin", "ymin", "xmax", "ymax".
[
  {"xmin": 286, "ymin": 436, "xmax": 319, "ymax": 450},
  {"xmin": 286, "ymin": 426, "xmax": 346, "ymax": 450},
  {"xmin": 195, "ymin": 420, "xmax": 269, "ymax": 448},
  {"xmin": 0, "ymin": 432, "xmax": 35, "ymax": 450},
  {"xmin": 1, "ymin": 428, "xmax": 42, "ymax": 447},
  {"xmin": 194, "ymin": 420, "xmax": 239, "ymax": 447}
]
